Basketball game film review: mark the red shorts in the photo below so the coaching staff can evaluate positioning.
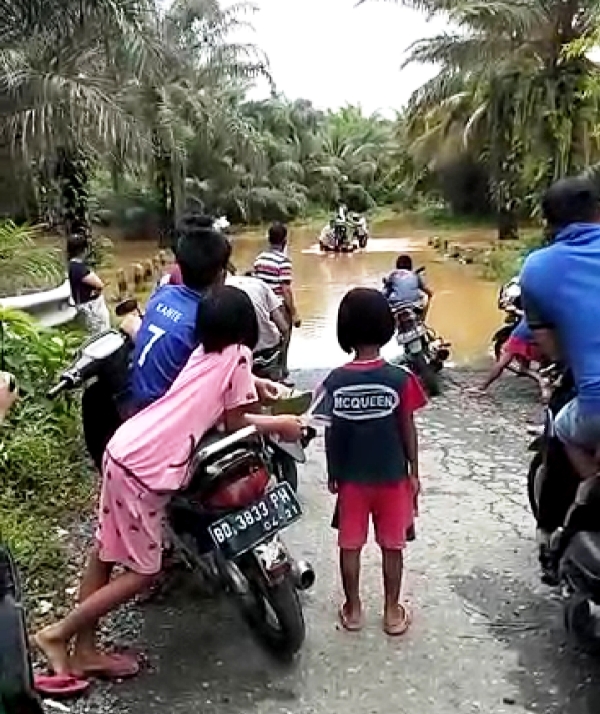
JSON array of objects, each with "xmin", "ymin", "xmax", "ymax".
[
  {"xmin": 337, "ymin": 480, "xmax": 415, "ymax": 551},
  {"xmin": 505, "ymin": 336, "xmax": 540, "ymax": 363}
]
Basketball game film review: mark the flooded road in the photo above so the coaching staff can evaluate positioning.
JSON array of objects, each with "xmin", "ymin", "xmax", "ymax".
[{"xmin": 111, "ymin": 222, "xmax": 500, "ymax": 368}]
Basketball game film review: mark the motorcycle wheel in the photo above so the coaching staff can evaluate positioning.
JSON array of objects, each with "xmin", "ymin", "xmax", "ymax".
[
  {"xmin": 564, "ymin": 595, "xmax": 600, "ymax": 654},
  {"xmin": 358, "ymin": 235, "xmax": 368, "ymax": 249},
  {"xmin": 238, "ymin": 568, "xmax": 305, "ymax": 659},
  {"xmin": 527, "ymin": 453, "xmax": 543, "ymax": 521},
  {"xmin": 274, "ymin": 452, "xmax": 298, "ymax": 492},
  {"xmin": 411, "ymin": 352, "xmax": 441, "ymax": 397}
]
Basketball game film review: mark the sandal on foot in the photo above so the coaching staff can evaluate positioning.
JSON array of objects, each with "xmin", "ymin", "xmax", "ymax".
[
  {"xmin": 75, "ymin": 652, "xmax": 140, "ymax": 680},
  {"xmin": 34, "ymin": 674, "xmax": 90, "ymax": 698},
  {"xmin": 338, "ymin": 604, "xmax": 364, "ymax": 632},
  {"xmin": 383, "ymin": 603, "xmax": 412, "ymax": 637}
]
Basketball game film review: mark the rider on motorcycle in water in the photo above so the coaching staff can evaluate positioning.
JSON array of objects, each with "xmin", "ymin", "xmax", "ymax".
[
  {"xmin": 383, "ymin": 255, "xmax": 434, "ymax": 320},
  {"xmin": 521, "ymin": 176, "xmax": 600, "ymax": 483}
]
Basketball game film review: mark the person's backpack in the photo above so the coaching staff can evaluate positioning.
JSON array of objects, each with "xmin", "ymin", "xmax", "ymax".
[{"xmin": 0, "ymin": 545, "xmax": 43, "ymax": 714}]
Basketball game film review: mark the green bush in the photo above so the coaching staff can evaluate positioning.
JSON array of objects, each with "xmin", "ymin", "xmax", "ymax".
[{"xmin": 0, "ymin": 309, "xmax": 93, "ymax": 613}]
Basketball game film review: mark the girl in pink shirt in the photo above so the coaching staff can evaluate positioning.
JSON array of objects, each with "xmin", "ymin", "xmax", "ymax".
[{"xmin": 34, "ymin": 286, "xmax": 303, "ymax": 682}]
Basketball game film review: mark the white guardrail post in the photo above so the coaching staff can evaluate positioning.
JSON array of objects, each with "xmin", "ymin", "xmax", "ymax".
[{"xmin": 0, "ymin": 278, "xmax": 77, "ymax": 328}]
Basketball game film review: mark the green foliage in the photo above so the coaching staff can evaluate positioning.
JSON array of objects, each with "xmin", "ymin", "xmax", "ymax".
[
  {"xmin": 384, "ymin": 0, "xmax": 600, "ymax": 235},
  {"xmin": 0, "ymin": 222, "xmax": 63, "ymax": 297},
  {"xmin": 0, "ymin": 309, "xmax": 92, "ymax": 610}
]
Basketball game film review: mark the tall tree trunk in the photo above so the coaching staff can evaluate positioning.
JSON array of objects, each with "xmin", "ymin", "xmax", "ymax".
[{"xmin": 57, "ymin": 147, "xmax": 90, "ymax": 236}]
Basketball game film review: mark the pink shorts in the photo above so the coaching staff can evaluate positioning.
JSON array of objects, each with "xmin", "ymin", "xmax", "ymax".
[
  {"xmin": 505, "ymin": 336, "xmax": 540, "ymax": 363},
  {"xmin": 337, "ymin": 480, "xmax": 415, "ymax": 551},
  {"xmin": 96, "ymin": 453, "xmax": 169, "ymax": 575}
]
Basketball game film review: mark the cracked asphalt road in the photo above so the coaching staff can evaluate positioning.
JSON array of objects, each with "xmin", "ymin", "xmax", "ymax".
[{"xmin": 71, "ymin": 370, "xmax": 600, "ymax": 714}]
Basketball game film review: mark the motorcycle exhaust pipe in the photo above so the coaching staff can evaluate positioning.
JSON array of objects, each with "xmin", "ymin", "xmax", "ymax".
[{"xmin": 291, "ymin": 560, "xmax": 316, "ymax": 591}]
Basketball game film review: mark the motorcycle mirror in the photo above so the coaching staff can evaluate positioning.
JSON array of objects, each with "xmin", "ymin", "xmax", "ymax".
[{"xmin": 115, "ymin": 298, "xmax": 140, "ymax": 317}]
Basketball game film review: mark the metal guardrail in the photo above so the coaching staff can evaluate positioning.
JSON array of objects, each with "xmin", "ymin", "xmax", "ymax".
[{"xmin": 0, "ymin": 278, "xmax": 77, "ymax": 327}]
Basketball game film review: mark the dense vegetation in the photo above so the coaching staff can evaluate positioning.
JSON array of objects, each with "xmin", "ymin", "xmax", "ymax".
[
  {"xmin": 2, "ymin": 0, "xmax": 600, "ymax": 238},
  {"xmin": 381, "ymin": 0, "xmax": 600, "ymax": 238}
]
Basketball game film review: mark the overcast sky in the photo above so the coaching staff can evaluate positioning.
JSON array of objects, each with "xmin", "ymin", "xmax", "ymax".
[{"xmin": 223, "ymin": 0, "xmax": 448, "ymax": 115}]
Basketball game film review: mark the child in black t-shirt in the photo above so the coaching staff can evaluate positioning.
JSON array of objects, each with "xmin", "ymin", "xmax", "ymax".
[{"xmin": 313, "ymin": 288, "xmax": 426, "ymax": 636}]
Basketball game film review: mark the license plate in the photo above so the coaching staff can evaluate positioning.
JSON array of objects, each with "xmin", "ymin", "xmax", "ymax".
[
  {"xmin": 208, "ymin": 483, "xmax": 302, "ymax": 557},
  {"xmin": 397, "ymin": 329, "xmax": 423, "ymax": 345}
]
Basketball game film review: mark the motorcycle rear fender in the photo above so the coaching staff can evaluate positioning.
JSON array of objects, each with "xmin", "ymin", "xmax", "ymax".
[
  {"xmin": 253, "ymin": 537, "xmax": 290, "ymax": 583},
  {"xmin": 493, "ymin": 325, "xmax": 514, "ymax": 344},
  {"xmin": 528, "ymin": 435, "xmax": 543, "ymax": 452},
  {"xmin": 268, "ymin": 437, "xmax": 307, "ymax": 464}
]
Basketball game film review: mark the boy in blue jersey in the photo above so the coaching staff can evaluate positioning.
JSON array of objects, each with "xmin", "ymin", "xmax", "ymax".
[
  {"xmin": 130, "ymin": 214, "xmax": 231, "ymax": 411},
  {"xmin": 521, "ymin": 177, "xmax": 600, "ymax": 481}
]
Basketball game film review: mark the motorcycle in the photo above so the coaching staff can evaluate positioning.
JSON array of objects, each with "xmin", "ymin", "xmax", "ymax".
[
  {"xmin": 391, "ymin": 302, "xmax": 450, "ymax": 397},
  {"xmin": 385, "ymin": 269, "xmax": 451, "ymax": 397},
  {"xmin": 492, "ymin": 276, "xmax": 523, "ymax": 359},
  {"xmin": 47, "ymin": 329, "xmax": 316, "ymax": 659},
  {"xmin": 318, "ymin": 220, "xmax": 357, "ymax": 254},
  {"xmin": 526, "ymin": 366, "xmax": 600, "ymax": 651},
  {"xmin": 0, "ymin": 545, "xmax": 43, "ymax": 713}
]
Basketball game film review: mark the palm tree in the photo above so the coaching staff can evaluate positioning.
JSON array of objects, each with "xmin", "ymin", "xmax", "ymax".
[
  {"xmin": 0, "ymin": 0, "xmax": 165, "ymax": 231},
  {"xmin": 376, "ymin": 0, "xmax": 600, "ymax": 237}
]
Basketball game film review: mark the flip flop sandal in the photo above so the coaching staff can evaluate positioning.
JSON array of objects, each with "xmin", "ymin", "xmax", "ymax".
[
  {"xmin": 34, "ymin": 674, "xmax": 91, "ymax": 698},
  {"xmin": 76, "ymin": 652, "xmax": 140, "ymax": 680},
  {"xmin": 383, "ymin": 603, "xmax": 412, "ymax": 637},
  {"xmin": 338, "ymin": 604, "xmax": 364, "ymax": 632}
]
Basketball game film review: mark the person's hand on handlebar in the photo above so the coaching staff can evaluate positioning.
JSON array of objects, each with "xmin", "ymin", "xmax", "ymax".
[
  {"xmin": 0, "ymin": 371, "xmax": 18, "ymax": 423},
  {"xmin": 120, "ymin": 313, "xmax": 142, "ymax": 342}
]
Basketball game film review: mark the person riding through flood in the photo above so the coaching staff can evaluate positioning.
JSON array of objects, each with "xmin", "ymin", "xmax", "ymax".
[
  {"xmin": 521, "ymin": 176, "xmax": 600, "ymax": 483},
  {"xmin": 383, "ymin": 255, "xmax": 434, "ymax": 320}
]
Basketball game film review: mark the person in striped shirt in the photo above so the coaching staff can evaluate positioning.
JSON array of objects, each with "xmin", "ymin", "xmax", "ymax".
[{"xmin": 253, "ymin": 223, "xmax": 301, "ymax": 381}]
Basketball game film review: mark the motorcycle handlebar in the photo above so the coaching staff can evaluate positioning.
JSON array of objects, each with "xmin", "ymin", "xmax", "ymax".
[{"xmin": 47, "ymin": 379, "xmax": 71, "ymax": 399}]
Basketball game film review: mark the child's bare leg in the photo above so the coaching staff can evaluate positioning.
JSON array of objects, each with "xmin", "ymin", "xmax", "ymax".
[
  {"xmin": 382, "ymin": 549, "xmax": 405, "ymax": 627},
  {"xmin": 35, "ymin": 569, "xmax": 155, "ymax": 675},
  {"xmin": 71, "ymin": 547, "xmax": 114, "ymax": 667},
  {"xmin": 339, "ymin": 549, "xmax": 362, "ymax": 624}
]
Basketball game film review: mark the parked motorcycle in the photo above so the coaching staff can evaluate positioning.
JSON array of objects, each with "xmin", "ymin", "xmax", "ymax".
[
  {"xmin": 47, "ymin": 329, "xmax": 316, "ymax": 659},
  {"xmin": 492, "ymin": 276, "xmax": 523, "ymax": 359},
  {"xmin": 0, "ymin": 545, "xmax": 43, "ymax": 713},
  {"xmin": 526, "ymin": 366, "xmax": 600, "ymax": 651}
]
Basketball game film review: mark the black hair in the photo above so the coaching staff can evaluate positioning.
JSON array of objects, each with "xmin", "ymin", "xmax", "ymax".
[
  {"xmin": 67, "ymin": 233, "xmax": 89, "ymax": 260},
  {"xmin": 396, "ymin": 254, "xmax": 413, "ymax": 270},
  {"xmin": 337, "ymin": 288, "xmax": 395, "ymax": 354},
  {"xmin": 541, "ymin": 176, "xmax": 600, "ymax": 230},
  {"xmin": 174, "ymin": 212, "xmax": 232, "ymax": 291},
  {"xmin": 195, "ymin": 285, "xmax": 258, "ymax": 353},
  {"xmin": 268, "ymin": 222, "xmax": 288, "ymax": 246}
]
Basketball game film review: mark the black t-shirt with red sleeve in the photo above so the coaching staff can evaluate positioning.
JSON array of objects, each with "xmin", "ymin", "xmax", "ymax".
[{"xmin": 313, "ymin": 359, "xmax": 426, "ymax": 485}]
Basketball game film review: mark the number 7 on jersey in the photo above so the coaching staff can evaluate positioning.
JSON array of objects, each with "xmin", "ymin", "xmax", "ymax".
[{"xmin": 137, "ymin": 324, "xmax": 166, "ymax": 367}]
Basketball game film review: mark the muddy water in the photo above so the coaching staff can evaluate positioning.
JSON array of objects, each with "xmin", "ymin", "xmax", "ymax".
[{"xmin": 110, "ymin": 222, "xmax": 500, "ymax": 369}]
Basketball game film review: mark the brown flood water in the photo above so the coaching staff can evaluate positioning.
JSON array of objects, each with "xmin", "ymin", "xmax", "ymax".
[{"xmin": 109, "ymin": 222, "xmax": 500, "ymax": 369}]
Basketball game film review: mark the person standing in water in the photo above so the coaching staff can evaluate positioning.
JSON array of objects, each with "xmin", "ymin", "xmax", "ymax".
[{"xmin": 253, "ymin": 223, "xmax": 301, "ymax": 383}]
